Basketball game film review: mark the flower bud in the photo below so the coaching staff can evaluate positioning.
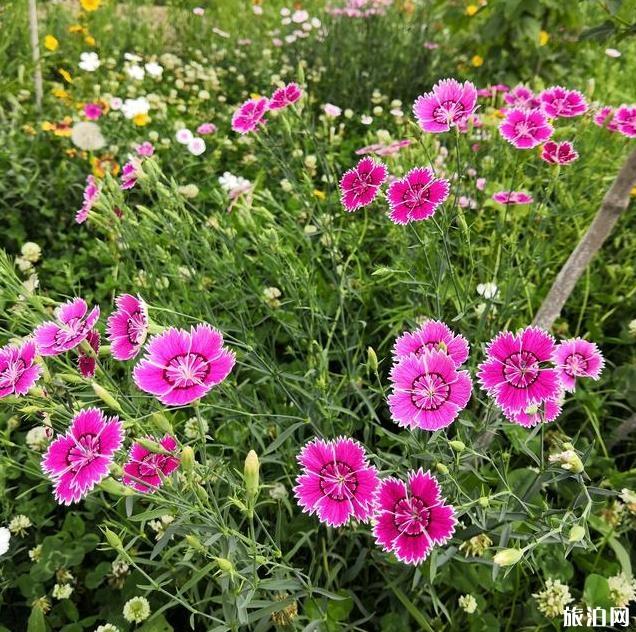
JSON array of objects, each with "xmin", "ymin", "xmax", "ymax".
[
  {"xmin": 136, "ymin": 437, "xmax": 172, "ymax": 455},
  {"xmin": 436, "ymin": 462, "xmax": 449, "ymax": 474},
  {"xmin": 478, "ymin": 496, "xmax": 490, "ymax": 508},
  {"xmin": 215, "ymin": 557, "xmax": 234, "ymax": 574},
  {"xmin": 92, "ymin": 382, "xmax": 123, "ymax": 412},
  {"xmin": 185, "ymin": 534, "xmax": 206, "ymax": 552},
  {"xmin": 151, "ymin": 412, "xmax": 173, "ymax": 434},
  {"xmin": 568, "ymin": 525, "xmax": 586, "ymax": 542},
  {"xmin": 493, "ymin": 548, "xmax": 523, "ymax": 567},
  {"xmin": 194, "ymin": 484, "xmax": 208, "ymax": 502},
  {"xmin": 244, "ymin": 450, "xmax": 260, "ymax": 501},
  {"xmin": 181, "ymin": 446, "xmax": 195, "ymax": 474},
  {"xmin": 104, "ymin": 528, "xmax": 123, "ymax": 551},
  {"xmin": 366, "ymin": 347, "xmax": 378, "ymax": 372},
  {"xmin": 449, "ymin": 440, "xmax": 465, "ymax": 452}
]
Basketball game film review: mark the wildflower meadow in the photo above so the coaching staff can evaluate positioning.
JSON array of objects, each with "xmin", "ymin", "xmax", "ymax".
[{"xmin": 1, "ymin": 0, "xmax": 636, "ymax": 630}]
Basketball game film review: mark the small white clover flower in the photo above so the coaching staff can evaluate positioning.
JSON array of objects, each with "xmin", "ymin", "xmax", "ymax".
[
  {"xmin": 8, "ymin": 515, "xmax": 32, "ymax": 537},
  {"xmin": 52, "ymin": 583, "xmax": 74, "ymax": 600},
  {"xmin": 458, "ymin": 594, "xmax": 477, "ymax": 614},
  {"xmin": 28, "ymin": 544, "xmax": 43, "ymax": 562},
  {"xmin": 21, "ymin": 242, "xmax": 42, "ymax": 263},
  {"xmin": 184, "ymin": 417, "xmax": 208, "ymax": 439},
  {"xmin": 123, "ymin": 596, "xmax": 151, "ymax": 623},
  {"xmin": 476, "ymin": 282, "xmax": 499, "ymax": 300},
  {"xmin": 532, "ymin": 578, "xmax": 573, "ymax": 618},
  {"xmin": 0, "ymin": 527, "xmax": 10, "ymax": 555},
  {"xmin": 608, "ymin": 572, "xmax": 636, "ymax": 607},
  {"xmin": 79, "ymin": 52, "xmax": 100, "ymax": 72},
  {"xmin": 71, "ymin": 122, "xmax": 106, "ymax": 151},
  {"xmin": 95, "ymin": 625, "xmax": 120, "ymax": 632}
]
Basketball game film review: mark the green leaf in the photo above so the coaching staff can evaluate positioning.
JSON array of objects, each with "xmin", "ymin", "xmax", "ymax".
[
  {"xmin": 583, "ymin": 574, "xmax": 613, "ymax": 609},
  {"xmin": 138, "ymin": 614, "xmax": 174, "ymax": 632},
  {"xmin": 327, "ymin": 591, "xmax": 353, "ymax": 621},
  {"xmin": 27, "ymin": 606, "xmax": 46, "ymax": 632}
]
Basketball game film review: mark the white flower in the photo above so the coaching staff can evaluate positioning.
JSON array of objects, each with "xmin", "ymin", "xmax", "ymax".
[
  {"xmin": 0, "ymin": 527, "xmax": 10, "ymax": 556},
  {"xmin": 28, "ymin": 544, "xmax": 42, "ymax": 561},
  {"xmin": 26, "ymin": 426, "xmax": 52, "ymax": 451},
  {"xmin": 608, "ymin": 572, "xmax": 636, "ymax": 607},
  {"xmin": 605, "ymin": 48, "xmax": 621, "ymax": 58},
  {"xmin": 476, "ymin": 282, "xmax": 499, "ymax": 300},
  {"xmin": 548, "ymin": 446, "xmax": 584, "ymax": 473},
  {"xmin": 8, "ymin": 515, "xmax": 32, "ymax": 536},
  {"xmin": 95, "ymin": 625, "xmax": 120, "ymax": 632},
  {"xmin": 361, "ymin": 115, "xmax": 373, "ymax": 125},
  {"xmin": 79, "ymin": 52, "xmax": 100, "ymax": 72},
  {"xmin": 187, "ymin": 137, "xmax": 206, "ymax": 156},
  {"xmin": 252, "ymin": 5, "xmax": 263, "ymax": 14},
  {"xmin": 184, "ymin": 416, "xmax": 207, "ymax": 439},
  {"xmin": 311, "ymin": 17, "xmax": 321, "ymax": 28},
  {"xmin": 121, "ymin": 97, "xmax": 150, "ymax": 119},
  {"xmin": 126, "ymin": 64, "xmax": 145, "ymax": 81},
  {"xmin": 280, "ymin": 7, "xmax": 290, "ymax": 17},
  {"xmin": 21, "ymin": 242, "xmax": 41, "ymax": 263},
  {"xmin": 52, "ymin": 583, "xmax": 74, "ymax": 600},
  {"xmin": 628, "ymin": 319, "xmax": 636, "ymax": 338},
  {"xmin": 458, "ymin": 594, "xmax": 477, "ymax": 614},
  {"xmin": 219, "ymin": 171, "xmax": 251, "ymax": 199},
  {"xmin": 123, "ymin": 596, "xmax": 151, "ymax": 623},
  {"xmin": 110, "ymin": 97, "xmax": 123, "ymax": 110},
  {"xmin": 533, "ymin": 578, "xmax": 573, "ymax": 618},
  {"xmin": 124, "ymin": 52, "xmax": 142, "ymax": 62},
  {"xmin": 324, "ymin": 103, "xmax": 341, "ymax": 118},
  {"xmin": 292, "ymin": 9, "xmax": 309, "ymax": 23},
  {"xmin": 145, "ymin": 62, "xmax": 163, "ymax": 78},
  {"xmin": 192, "ymin": 7, "xmax": 204, "ymax": 15},
  {"xmin": 175, "ymin": 128, "xmax": 193, "ymax": 144},
  {"xmin": 71, "ymin": 122, "xmax": 106, "ymax": 151}
]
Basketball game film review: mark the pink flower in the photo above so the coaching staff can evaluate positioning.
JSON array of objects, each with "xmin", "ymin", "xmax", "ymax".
[
  {"xmin": 231, "ymin": 97, "xmax": 269, "ymax": 134},
  {"xmin": 0, "ymin": 340, "xmax": 42, "ymax": 399},
  {"xmin": 269, "ymin": 83, "xmax": 302, "ymax": 110},
  {"xmin": 477, "ymin": 327, "xmax": 561, "ymax": 413},
  {"xmin": 552, "ymin": 338, "xmax": 604, "ymax": 392},
  {"xmin": 476, "ymin": 177, "xmax": 486, "ymax": 191},
  {"xmin": 42, "ymin": 408, "xmax": 124, "ymax": 505},
  {"xmin": 77, "ymin": 330, "xmax": 100, "ymax": 379},
  {"xmin": 504, "ymin": 85, "xmax": 540, "ymax": 110},
  {"xmin": 393, "ymin": 320, "xmax": 469, "ymax": 367},
  {"xmin": 615, "ymin": 105, "xmax": 636, "ymax": 138},
  {"xmin": 503, "ymin": 396, "xmax": 563, "ymax": 428},
  {"xmin": 83, "ymin": 103, "xmax": 102, "ymax": 120},
  {"xmin": 136, "ymin": 141, "xmax": 155, "ymax": 157},
  {"xmin": 492, "ymin": 191, "xmax": 533, "ymax": 205},
  {"xmin": 196, "ymin": 122, "xmax": 217, "ymax": 135},
  {"xmin": 499, "ymin": 108, "xmax": 553, "ymax": 149},
  {"xmin": 122, "ymin": 434, "xmax": 180, "ymax": 493},
  {"xmin": 593, "ymin": 106, "xmax": 618, "ymax": 131},
  {"xmin": 541, "ymin": 140, "xmax": 579, "ymax": 165},
  {"xmin": 373, "ymin": 469, "xmax": 456, "ymax": 565},
  {"xmin": 388, "ymin": 350, "xmax": 472, "ymax": 431},
  {"xmin": 293, "ymin": 437, "xmax": 379, "ymax": 527},
  {"xmin": 339, "ymin": 157, "xmax": 387, "ymax": 212},
  {"xmin": 324, "ymin": 103, "xmax": 342, "ymax": 118},
  {"xmin": 106, "ymin": 294, "xmax": 149, "ymax": 361},
  {"xmin": 34, "ymin": 298, "xmax": 100, "ymax": 356},
  {"xmin": 120, "ymin": 159, "xmax": 140, "ymax": 190},
  {"xmin": 386, "ymin": 167, "xmax": 450, "ymax": 225},
  {"xmin": 133, "ymin": 324, "xmax": 235, "ymax": 406},
  {"xmin": 540, "ymin": 86, "xmax": 588, "ymax": 118},
  {"xmin": 413, "ymin": 78, "xmax": 477, "ymax": 133},
  {"xmin": 76, "ymin": 175, "xmax": 101, "ymax": 224},
  {"xmin": 193, "ymin": 7, "xmax": 204, "ymax": 15}
]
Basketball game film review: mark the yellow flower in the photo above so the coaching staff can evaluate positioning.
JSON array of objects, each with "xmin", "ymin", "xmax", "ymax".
[
  {"xmin": 539, "ymin": 30, "xmax": 549, "ymax": 46},
  {"xmin": 313, "ymin": 189, "xmax": 326, "ymax": 200},
  {"xmin": 132, "ymin": 113, "xmax": 150, "ymax": 126},
  {"xmin": 466, "ymin": 4, "xmax": 479, "ymax": 16},
  {"xmin": 44, "ymin": 35, "xmax": 59, "ymax": 51},
  {"xmin": 52, "ymin": 87, "xmax": 70, "ymax": 100},
  {"xmin": 85, "ymin": 35, "xmax": 96, "ymax": 46},
  {"xmin": 630, "ymin": 185, "xmax": 636, "ymax": 197},
  {"xmin": 58, "ymin": 68, "xmax": 73, "ymax": 83},
  {"xmin": 471, "ymin": 55, "xmax": 484, "ymax": 67},
  {"xmin": 68, "ymin": 24, "xmax": 86, "ymax": 34},
  {"xmin": 80, "ymin": 0, "xmax": 102, "ymax": 11},
  {"xmin": 41, "ymin": 121, "xmax": 55, "ymax": 132},
  {"xmin": 22, "ymin": 125, "xmax": 36, "ymax": 136}
]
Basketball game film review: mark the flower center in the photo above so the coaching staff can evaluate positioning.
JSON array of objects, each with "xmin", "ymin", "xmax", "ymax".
[
  {"xmin": 410, "ymin": 372, "xmax": 450, "ymax": 410},
  {"xmin": 0, "ymin": 358, "xmax": 26, "ymax": 387},
  {"xmin": 68, "ymin": 432, "xmax": 100, "ymax": 468},
  {"xmin": 393, "ymin": 496, "xmax": 431, "ymax": 536},
  {"xmin": 163, "ymin": 352, "xmax": 210, "ymax": 389},
  {"xmin": 318, "ymin": 460, "xmax": 358, "ymax": 501},
  {"xmin": 434, "ymin": 100, "xmax": 464, "ymax": 124},
  {"xmin": 138, "ymin": 453, "xmax": 166, "ymax": 479},
  {"xmin": 503, "ymin": 350, "xmax": 540, "ymax": 389},
  {"xmin": 402, "ymin": 183, "xmax": 431, "ymax": 210},
  {"xmin": 126, "ymin": 309, "xmax": 148, "ymax": 345},
  {"xmin": 54, "ymin": 317, "xmax": 87, "ymax": 348},
  {"xmin": 564, "ymin": 352, "xmax": 588, "ymax": 377}
]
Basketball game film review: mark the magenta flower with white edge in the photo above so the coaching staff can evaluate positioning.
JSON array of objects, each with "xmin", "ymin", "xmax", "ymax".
[
  {"xmin": 339, "ymin": 157, "xmax": 387, "ymax": 212},
  {"xmin": 42, "ymin": 408, "xmax": 124, "ymax": 505},
  {"xmin": 34, "ymin": 298, "xmax": 100, "ymax": 356},
  {"xmin": 615, "ymin": 105, "xmax": 636, "ymax": 138},
  {"xmin": 76, "ymin": 175, "xmax": 101, "ymax": 224},
  {"xmin": 388, "ymin": 350, "xmax": 472, "ymax": 431},
  {"xmin": 77, "ymin": 330, "xmax": 100, "ymax": 379},
  {"xmin": 392, "ymin": 320, "xmax": 469, "ymax": 367},
  {"xmin": 0, "ymin": 340, "xmax": 42, "ymax": 399},
  {"xmin": 499, "ymin": 108, "xmax": 553, "ymax": 149},
  {"xmin": 503, "ymin": 395, "xmax": 563, "ymax": 428},
  {"xmin": 231, "ymin": 97, "xmax": 269, "ymax": 134},
  {"xmin": 503, "ymin": 85, "xmax": 540, "ymax": 110},
  {"xmin": 386, "ymin": 167, "xmax": 450, "ymax": 224},
  {"xmin": 539, "ymin": 86, "xmax": 588, "ymax": 118},
  {"xmin": 492, "ymin": 191, "xmax": 533, "ymax": 205},
  {"xmin": 269, "ymin": 83, "xmax": 302, "ymax": 110},
  {"xmin": 552, "ymin": 338, "xmax": 605, "ymax": 392},
  {"xmin": 541, "ymin": 141, "xmax": 579, "ymax": 165},
  {"xmin": 106, "ymin": 294, "xmax": 149, "ymax": 361},
  {"xmin": 413, "ymin": 78, "xmax": 477, "ymax": 133},
  {"xmin": 294, "ymin": 437, "xmax": 379, "ymax": 527},
  {"xmin": 133, "ymin": 324, "xmax": 235, "ymax": 406},
  {"xmin": 373, "ymin": 469, "xmax": 457, "ymax": 565},
  {"xmin": 122, "ymin": 435, "xmax": 180, "ymax": 493},
  {"xmin": 477, "ymin": 327, "xmax": 561, "ymax": 414}
]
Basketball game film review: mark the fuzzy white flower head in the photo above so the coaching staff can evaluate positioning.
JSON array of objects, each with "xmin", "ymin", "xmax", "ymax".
[
  {"xmin": 95, "ymin": 625, "xmax": 120, "ymax": 632},
  {"xmin": 71, "ymin": 122, "xmax": 106, "ymax": 151},
  {"xmin": 121, "ymin": 97, "xmax": 150, "ymax": 119},
  {"xmin": 28, "ymin": 544, "xmax": 42, "ymax": 561},
  {"xmin": 124, "ymin": 52, "xmax": 143, "ymax": 63},
  {"xmin": 628, "ymin": 319, "xmax": 636, "ymax": 338},
  {"xmin": 126, "ymin": 64, "xmax": 145, "ymax": 81},
  {"xmin": 123, "ymin": 596, "xmax": 151, "ymax": 623},
  {"xmin": 187, "ymin": 137, "xmax": 206, "ymax": 156},
  {"xmin": 605, "ymin": 48, "xmax": 621, "ymax": 58},
  {"xmin": 26, "ymin": 426, "xmax": 53, "ymax": 452},
  {"xmin": 608, "ymin": 572, "xmax": 636, "ymax": 607},
  {"xmin": 175, "ymin": 128, "xmax": 194, "ymax": 144},
  {"xmin": 8, "ymin": 515, "xmax": 32, "ymax": 536},
  {"xmin": 361, "ymin": 115, "xmax": 373, "ymax": 125},
  {"xmin": 324, "ymin": 103, "xmax": 341, "ymax": 118},
  {"xmin": 219, "ymin": 172, "xmax": 251, "ymax": 199},
  {"xmin": 0, "ymin": 527, "xmax": 10, "ymax": 556},
  {"xmin": 21, "ymin": 242, "xmax": 42, "ymax": 263},
  {"xmin": 110, "ymin": 97, "xmax": 123, "ymax": 110},
  {"xmin": 144, "ymin": 62, "xmax": 163, "ymax": 78},
  {"xmin": 532, "ymin": 578, "xmax": 573, "ymax": 618},
  {"xmin": 79, "ymin": 52, "xmax": 100, "ymax": 72},
  {"xmin": 52, "ymin": 583, "xmax": 74, "ymax": 600},
  {"xmin": 458, "ymin": 594, "xmax": 477, "ymax": 614},
  {"xmin": 184, "ymin": 416, "xmax": 208, "ymax": 439},
  {"xmin": 477, "ymin": 282, "xmax": 499, "ymax": 300}
]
